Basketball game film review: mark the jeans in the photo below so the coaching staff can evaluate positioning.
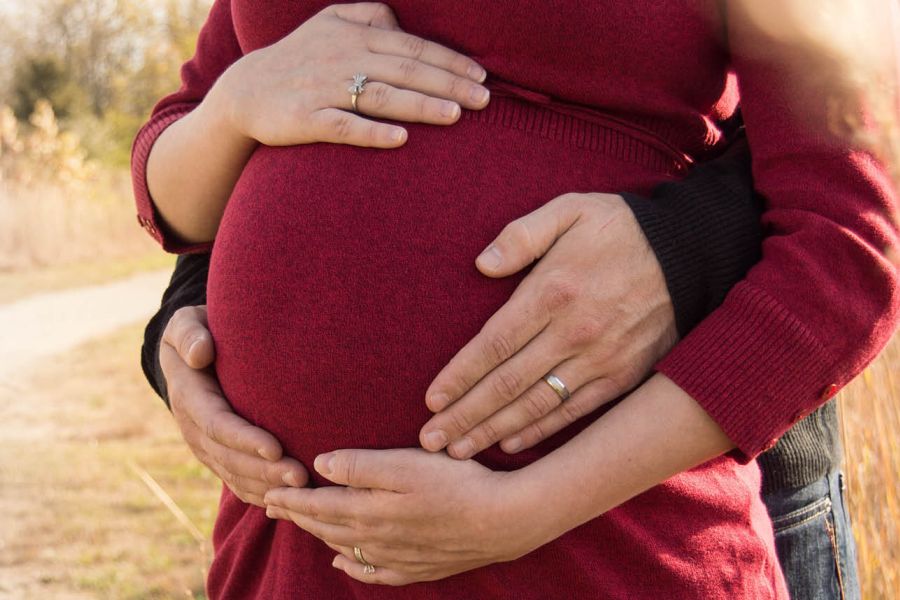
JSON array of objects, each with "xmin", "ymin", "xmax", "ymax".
[{"xmin": 761, "ymin": 471, "xmax": 860, "ymax": 600}]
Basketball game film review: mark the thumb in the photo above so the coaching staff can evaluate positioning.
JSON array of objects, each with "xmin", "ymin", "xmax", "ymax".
[
  {"xmin": 329, "ymin": 2, "xmax": 400, "ymax": 30},
  {"xmin": 162, "ymin": 305, "xmax": 216, "ymax": 369},
  {"xmin": 314, "ymin": 449, "xmax": 415, "ymax": 491},
  {"xmin": 476, "ymin": 194, "xmax": 584, "ymax": 278}
]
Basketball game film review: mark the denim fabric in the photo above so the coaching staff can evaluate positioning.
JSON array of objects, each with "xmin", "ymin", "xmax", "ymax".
[{"xmin": 762, "ymin": 471, "xmax": 860, "ymax": 600}]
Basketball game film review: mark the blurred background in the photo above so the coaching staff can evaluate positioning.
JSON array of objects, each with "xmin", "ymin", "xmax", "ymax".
[{"xmin": 0, "ymin": 1, "xmax": 897, "ymax": 598}]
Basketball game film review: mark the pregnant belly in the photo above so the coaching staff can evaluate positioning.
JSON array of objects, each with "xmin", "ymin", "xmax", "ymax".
[{"xmin": 207, "ymin": 95, "xmax": 678, "ymax": 484}]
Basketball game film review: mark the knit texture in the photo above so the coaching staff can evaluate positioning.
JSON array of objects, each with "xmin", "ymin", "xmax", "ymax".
[{"xmin": 132, "ymin": 1, "xmax": 898, "ymax": 598}]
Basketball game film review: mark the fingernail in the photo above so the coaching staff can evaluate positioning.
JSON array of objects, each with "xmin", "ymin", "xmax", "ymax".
[
  {"xmin": 450, "ymin": 438, "xmax": 476, "ymax": 459},
  {"xmin": 187, "ymin": 339, "xmax": 201, "ymax": 358},
  {"xmin": 391, "ymin": 128, "xmax": 406, "ymax": 143},
  {"xmin": 477, "ymin": 245, "xmax": 503, "ymax": 270},
  {"xmin": 332, "ymin": 557, "xmax": 340, "ymax": 568},
  {"xmin": 504, "ymin": 436, "xmax": 523, "ymax": 453},
  {"xmin": 423, "ymin": 430, "xmax": 448, "ymax": 451},
  {"xmin": 470, "ymin": 85, "xmax": 489, "ymax": 105},
  {"xmin": 314, "ymin": 453, "xmax": 335, "ymax": 476},
  {"xmin": 440, "ymin": 101, "xmax": 460, "ymax": 119},
  {"xmin": 282, "ymin": 472, "xmax": 300, "ymax": 487},
  {"xmin": 266, "ymin": 507, "xmax": 274, "ymax": 518},
  {"xmin": 258, "ymin": 447, "xmax": 277, "ymax": 461},
  {"xmin": 468, "ymin": 64, "xmax": 487, "ymax": 82},
  {"xmin": 428, "ymin": 393, "xmax": 450, "ymax": 412}
]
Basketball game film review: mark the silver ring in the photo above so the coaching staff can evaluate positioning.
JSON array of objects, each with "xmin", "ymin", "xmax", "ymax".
[
  {"xmin": 348, "ymin": 73, "xmax": 368, "ymax": 113},
  {"xmin": 543, "ymin": 373, "xmax": 571, "ymax": 401}
]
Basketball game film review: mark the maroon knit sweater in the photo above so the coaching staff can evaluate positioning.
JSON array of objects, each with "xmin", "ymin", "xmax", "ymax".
[{"xmin": 132, "ymin": 1, "xmax": 898, "ymax": 598}]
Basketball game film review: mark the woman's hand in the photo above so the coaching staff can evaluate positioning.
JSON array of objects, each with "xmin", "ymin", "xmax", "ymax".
[
  {"xmin": 161, "ymin": 306, "xmax": 309, "ymax": 507},
  {"xmin": 419, "ymin": 192, "xmax": 679, "ymax": 459},
  {"xmin": 263, "ymin": 448, "xmax": 549, "ymax": 586},
  {"xmin": 210, "ymin": 2, "xmax": 490, "ymax": 149}
]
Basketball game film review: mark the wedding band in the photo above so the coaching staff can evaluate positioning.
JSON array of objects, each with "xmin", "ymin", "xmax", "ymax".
[
  {"xmin": 354, "ymin": 546, "xmax": 377, "ymax": 574},
  {"xmin": 348, "ymin": 73, "xmax": 368, "ymax": 113},
  {"xmin": 543, "ymin": 373, "xmax": 571, "ymax": 401}
]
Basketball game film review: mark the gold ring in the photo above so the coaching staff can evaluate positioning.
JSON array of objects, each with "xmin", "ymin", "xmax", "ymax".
[
  {"xmin": 543, "ymin": 373, "xmax": 571, "ymax": 401},
  {"xmin": 348, "ymin": 73, "xmax": 368, "ymax": 113},
  {"xmin": 353, "ymin": 546, "xmax": 376, "ymax": 574}
]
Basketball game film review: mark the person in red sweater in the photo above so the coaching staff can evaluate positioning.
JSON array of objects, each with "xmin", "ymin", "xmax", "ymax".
[{"xmin": 133, "ymin": 1, "xmax": 898, "ymax": 598}]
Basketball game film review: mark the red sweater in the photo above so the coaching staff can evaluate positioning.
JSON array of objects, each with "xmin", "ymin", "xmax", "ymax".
[{"xmin": 132, "ymin": 1, "xmax": 898, "ymax": 598}]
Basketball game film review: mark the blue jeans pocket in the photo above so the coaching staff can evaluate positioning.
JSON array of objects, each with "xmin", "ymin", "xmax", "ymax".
[{"xmin": 770, "ymin": 495, "xmax": 846, "ymax": 600}]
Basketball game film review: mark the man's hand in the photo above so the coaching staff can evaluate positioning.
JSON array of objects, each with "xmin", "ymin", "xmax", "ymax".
[
  {"xmin": 419, "ymin": 193, "xmax": 679, "ymax": 459},
  {"xmin": 264, "ymin": 448, "xmax": 547, "ymax": 586},
  {"xmin": 161, "ymin": 306, "xmax": 309, "ymax": 506}
]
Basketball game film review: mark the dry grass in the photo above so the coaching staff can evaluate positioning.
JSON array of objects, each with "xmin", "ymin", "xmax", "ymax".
[
  {"xmin": 841, "ymin": 331, "xmax": 900, "ymax": 599},
  {"xmin": 0, "ymin": 324, "xmax": 220, "ymax": 599},
  {"xmin": 0, "ymin": 175, "xmax": 160, "ymax": 273}
]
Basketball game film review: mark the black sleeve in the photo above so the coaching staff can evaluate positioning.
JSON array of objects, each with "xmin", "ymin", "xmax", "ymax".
[
  {"xmin": 141, "ymin": 252, "xmax": 210, "ymax": 407},
  {"xmin": 620, "ymin": 129, "xmax": 763, "ymax": 338}
]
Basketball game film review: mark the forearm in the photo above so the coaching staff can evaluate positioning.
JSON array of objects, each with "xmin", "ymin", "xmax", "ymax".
[
  {"xmin": 516, "ymin": 374, "xmax": 734, "ymax": 539},
  {"xmin": 146, "ymin": 74, "xmax": 257, "ymax": 245}
]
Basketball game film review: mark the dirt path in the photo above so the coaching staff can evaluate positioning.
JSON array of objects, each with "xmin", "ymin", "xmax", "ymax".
[
  {"xmin": 0, "ymin": 270, "xmax": 218, "ymax": 599},
  {"xmin": 0, "ymin": 269, "xmax": 172, "ymax": 386}
]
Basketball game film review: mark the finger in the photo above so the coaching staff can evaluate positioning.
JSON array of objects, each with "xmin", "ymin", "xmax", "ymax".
[
  {"xmin": 266, "ymin": 504, "xmax": 359, "ymax": 547},
  {"xmin": 364, "ymin": 54, "xmax": 490, "ymax": 110},
  {"xmin": 327, "ymin": 2, "xmax": 400, "ymax": 30},
  {"xmin": 423, "ymin": 333, "xmax": 568, "ymax": 454},
  {"xmin": 420, "ymin": 308, "xmax": 559, "ymax": 448},
  {"xmin": 353, "ymin": 82, "xmax": 461, "ymax": 125},
  {"xmin": 423, "ymin": 285, "xmax": 549, "ymax": 419},
  {"xmin": 228, "ymin": 487, "xmax": 266, "ymax": 508},
  {"xmin": 162, "ymin": 305, "xmax": 214, "ymax": 369},
  {"xmin": 332, "ymin": 553, "xmax": 412, "ymax": 586},
  {"xmin": 365, "ymin": 27, "xmax": 486, "ymax": 82},
  {"xmin": 313, "ymin": 449, "xmax": 415, "ymax": 491},
  {"xmin": 500, "ymin": 377, "xmax": 622, "ymax": 453},
  {"xmin": 307, "ymin": 108, "xmax": 407, "ymax": 148},
  {"xmin": 264, "ymin": 486, "xmax": 371, "ymax": 527},
  {"xmin": 475, "ymin": 194, "xmax": 587, "ymax": 278},
  {"xmin": 204, "ymin": 440, "xmax": 308, "ymax": 489},
  {"xmin": 161, "ymin": 343, "xmax": 284, "ymax": 461},
  {"xmin": 445, "ymin": 358, "xmax": 593, "ymax": 460}
]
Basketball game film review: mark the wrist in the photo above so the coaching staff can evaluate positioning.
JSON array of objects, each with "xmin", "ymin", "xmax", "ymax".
[
  {"xmin": 494, "ymin": 467, "xmax": 576, "ymax": 557},
  {"xmin": 201, "ymin": 59, "xmax": 258, "ymax": 149}
]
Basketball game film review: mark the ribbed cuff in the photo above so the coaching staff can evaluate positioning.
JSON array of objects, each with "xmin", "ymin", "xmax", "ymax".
[
  {"xmin": 656, "ymin": 282, "xmax": 839, "ymax": 461},
  {"xmin": 621, "ymin": 163, "xmax": 761, "ymax": 338},
  {"xmin": 131, "ymin": 103, "xmax": 213, "ymax": 254}
]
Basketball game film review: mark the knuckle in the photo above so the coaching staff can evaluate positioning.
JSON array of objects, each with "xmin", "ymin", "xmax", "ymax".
[
  {"xmin": 568, "ymin": 319, "xmax": 602, "ymax": 346},
  {"xmin": 485, "ymin": 331, "xmax": 516, "ymax": 364},
  {"xmin": 540, "ymin": 277, "xmax": 579, "ymax": 312},
  {"xmin": 402, "ymin": 34, "xmax": 428, "ymax": 59},
  {"xmin": 417, "ymin": 94, "xmax": 431, "ymax": 119},
  {"xmin": 506, "ymin": 219, "xmax": 535, "ymax": 253},
  {"xmin": 524, "ymin": 421, "xmax": 548, "ymax": 444},
  {"xmin": 369, "ymin": 83, "xmax": 391, "ymax": 110},
  {"xmin": 558, "ymin": 400, "xmax": 584, "ymax": 425},
  {"xmin": 397, "ymin": 58, "xmax": 419, "ymax": 82},
  {"xmin": 372, "ymin": 3, "xmax": 393, "ymax": 20},
  {"xmin": 447, "ymin": 409, "xmax": 474, "ymax": 435},
  {"xmin": 446, "ymin": 75, "xmax": 464, "ymax": 100},
  {"xmin": 489, "ymin": 369, "xmax": 521, "ymax": 401},
  {"xmin": 331, "ymin": 113, "xmax": 355, "ymax": 141},
  {"xmin": 522, "ymin": 391, "xmax": 557, "ymax": 421},
  {"xmin": 342, "ymin": 452, "xmax": 360, "ymax": 485},
  {"xmin": 476, "ymin": 420, "xmax": 501, "ymax": 445}
]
